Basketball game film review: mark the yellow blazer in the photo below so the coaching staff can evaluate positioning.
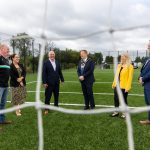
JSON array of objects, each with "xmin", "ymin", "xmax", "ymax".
[{"xmin": 112, "ymin": 64, "xmax": 134, "ymax": 91}]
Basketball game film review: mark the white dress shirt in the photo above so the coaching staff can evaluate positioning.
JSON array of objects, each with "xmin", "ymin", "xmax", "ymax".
[
  {"xmin": 83, "ymin": 58, "xmax": 87, "ymax": 63},
  {"xmin": 49, "ymin": 59, "xmax": 56, "ymax": 71}
]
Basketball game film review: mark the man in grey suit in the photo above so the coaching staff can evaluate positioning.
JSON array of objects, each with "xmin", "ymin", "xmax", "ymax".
[{"xmin": 139, "ymin": 41, "xmax": 150, "ymax": 124}]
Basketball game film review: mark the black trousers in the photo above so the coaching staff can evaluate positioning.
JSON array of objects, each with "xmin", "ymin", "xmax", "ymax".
[
  {"xmin": 45, "ymin": 84, "xmax": 59, "ymax": 106},
  {"xmin": 114, "ymin": 88, "xmax": 128, "ymax": 107},
  {"xmin": 81, "ymin": 82, "xmax": 95, "ymax": 108}
]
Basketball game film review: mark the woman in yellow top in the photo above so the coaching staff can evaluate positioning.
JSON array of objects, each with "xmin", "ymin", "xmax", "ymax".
[{"xmin": 111, "ymin": 53, "xmax": 134, "ymax": 118}]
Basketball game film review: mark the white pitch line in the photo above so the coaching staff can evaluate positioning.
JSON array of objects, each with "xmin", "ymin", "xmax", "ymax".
[
  {"xmin": 6, "ymin": 101, "xmax": 141, "ymax": 109},
  {"xmin": 63, "ymin": 72, "xmax": 112, "ymax": 74},
  {"xmin": 25, "ymin": 91, "xmax": 144, "ymax": 97},
  {"xmin": 26, "ymin": 81, "xmax": 140, "ymax": 84},
  {"xmin": 26, "ymin": 81, "xmax": 40, "ymax": 84}
]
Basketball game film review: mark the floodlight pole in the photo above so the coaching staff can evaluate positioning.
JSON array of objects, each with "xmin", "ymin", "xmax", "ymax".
[
  {"xmin": 32, "ymin": 39, "xmax": 35, "ymax": 73},
  {"xmin": 12, "ymin": 38, "xmax": 15, "ymax": 53}
]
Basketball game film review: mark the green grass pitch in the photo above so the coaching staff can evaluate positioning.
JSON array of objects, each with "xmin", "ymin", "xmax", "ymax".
[{"xmin": 0, "ymin": 68, "xmax": 149, "ymax": 150}]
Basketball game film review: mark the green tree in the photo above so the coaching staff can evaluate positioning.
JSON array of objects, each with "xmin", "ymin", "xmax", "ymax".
[
  {"xmin": 10, "ymin": 33, "xmax": 33, "ymax": 69},
  {"xmin": 141, "ymin": 56, "xmax": 147, "ymax": 63},
  {"xmin": 93, "ymin": 52, "xmax": 103, "ymax": 65},
  {"xmin": 135, "ymin": 56, "xmax": 141, "ymax": 63},
  {"xmin": 105, "ymin": 56, "xmax": 113, "ymax": 63}
]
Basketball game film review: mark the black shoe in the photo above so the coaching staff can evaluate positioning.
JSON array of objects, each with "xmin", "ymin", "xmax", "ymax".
[
  {"xmin": 111, "ymin": 112, "xmax": 119, "ymax": 117},
  {"xmin": 84, "ymin": 106, "xmax": 90, "ymax": 110},
  {"xmin": 90, "ymin": 106, "xmax": 95, "ymax": 110}
]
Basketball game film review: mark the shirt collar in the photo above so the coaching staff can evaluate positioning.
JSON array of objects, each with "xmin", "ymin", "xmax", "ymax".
[
  {"xmin": 83, "ymin": 58, "xmax": 87, "ymax": 62},
  {"xmin": 49, "ymin": 59, "xmax": 55, "ymax": 62}
]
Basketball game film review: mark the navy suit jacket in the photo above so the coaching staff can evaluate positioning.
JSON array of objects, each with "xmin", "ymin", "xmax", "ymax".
[
  {"xmin": 42, "ymin": 60, "xmax": 64, "ymax": 86},
  {"xmin": 77, "ymin": 58, "xmax": 95, "ymax": 85},
  {"xmin": 140, "ymin": 58, "xmax": 150, "ymax": 89}
]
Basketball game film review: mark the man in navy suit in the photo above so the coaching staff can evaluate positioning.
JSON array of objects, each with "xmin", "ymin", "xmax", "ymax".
[
  {"xmin": 77, "ymin": 50, "xmax": 95, "ymax": 110},
  {"xmin": 139, "ymin": 41, "xmax": 150, "ymax": 124},
  {"xmin": 42, "ymin": 50, "xmax": 64, "ymax": 114}
]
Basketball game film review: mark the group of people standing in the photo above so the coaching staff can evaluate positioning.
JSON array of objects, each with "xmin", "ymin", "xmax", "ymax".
[
  {"xmin": 42, "ymin": 49, "xmax": 95, "ymax": 115},
  {"xmin": 42, "ymin": 42, "xmax": 150, "ymax": 125},
  {"xmin": 1, "ymin": 41, "xmax": 150, "ymax": 129},
  {"xmin": 0, "ymin": 44, "xmax": 26, "ymax": 128},
  {"xmin": 111, "ymin": 41, "xmax": 150, "ymax": 125}
]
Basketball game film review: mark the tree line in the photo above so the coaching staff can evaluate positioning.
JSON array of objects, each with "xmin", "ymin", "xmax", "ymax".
[
  {"xmin": 9, "ymin": 33, "xmax": 103, "ymax": 73},
  {"xmin": 105, "ymin": 55, "xmax": 148, "ymax": 64},
  {"xmin": 9, "ymin": 33, "xmax": 147, "ymax": 73}
]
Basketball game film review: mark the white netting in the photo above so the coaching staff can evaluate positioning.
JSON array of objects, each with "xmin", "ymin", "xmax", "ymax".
[{"xmin": 1, "ymin": 0, "xmax": 150, "ymax": 150}]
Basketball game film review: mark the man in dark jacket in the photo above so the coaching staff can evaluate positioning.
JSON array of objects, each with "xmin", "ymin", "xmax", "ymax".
[
  {"xmin": 42, "ymin": 50, "xmax": 64, "ymax": 114},
  {"xmin": 77, "ymin": 50, "xmax": 95, "ymax": 110},
  {"xmin": 139, "ymin": 41, "xmax": 150, "ymax": 124},
  {"xmin": 0, "ymin": 44, "xmax": 12, "ymax": 125}
]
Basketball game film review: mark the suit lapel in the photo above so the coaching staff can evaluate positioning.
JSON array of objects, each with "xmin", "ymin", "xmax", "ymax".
[
  {"xmin": 83, "ymin": 58, "xmax": 90, "ymax": 70},
  {"xmin": 141, "ymin": 58, "xmax": 150, "ymax": 71},
  {"xmin": 79, "ymin": 58, "xmax": 90, "ymax": 73},
  {"xmin": 55, "ymin": 61, "xmax": 58, "ymax": 71},
  {"xmin": 48, "ymin": 60, "xmax": 55, "ymax": 72}
]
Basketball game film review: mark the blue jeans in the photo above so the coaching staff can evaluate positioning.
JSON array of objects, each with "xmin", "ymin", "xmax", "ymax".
[
  {"xmin": 0, "ymin": 87, "xmax": 8, "ymax": 123},
  {"xmin": 144, "ymin": 88, "xmax": 150, "ymax": 121}
]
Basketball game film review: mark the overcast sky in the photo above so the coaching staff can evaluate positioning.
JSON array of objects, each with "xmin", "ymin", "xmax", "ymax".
[{"xmin": 0, "ymin": 0, "xmax": 150, "ymax": 54}]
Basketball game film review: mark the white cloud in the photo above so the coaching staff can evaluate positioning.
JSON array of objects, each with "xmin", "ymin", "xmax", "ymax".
[{"xmin": 0, "ymin": 0, "xmax": 150, "ymax": 53}]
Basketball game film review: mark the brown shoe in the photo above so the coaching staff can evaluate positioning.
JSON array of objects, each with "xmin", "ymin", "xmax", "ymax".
[
  {"xmin": 111, "ymin": 112, "xmax": 119, "ymax": 117},
  {"xmin": 120, "ymin": 113, "xmax": 126, "ymax": 119},
  {"xmin": 44, "ymin": 110, "xmax": 49, "ymax": 115},
  {"xmin": 140, "ymin": 120, "xmax": 150, "ymax": 124},
  {"xmin": 0, "ymin": 120, "xmax": 12, "ymax": 124}
]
